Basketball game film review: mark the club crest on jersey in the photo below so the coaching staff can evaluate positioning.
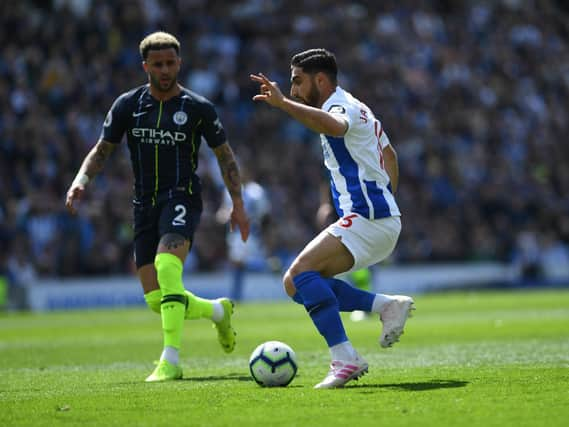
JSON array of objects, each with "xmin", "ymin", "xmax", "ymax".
[
  {"xmin": 173, "ymin": 111, "xmax": 188, "ymax": 125},
  {"xmin": 328, "ymin": 105, "xmax": 346, "ymax": 114}
]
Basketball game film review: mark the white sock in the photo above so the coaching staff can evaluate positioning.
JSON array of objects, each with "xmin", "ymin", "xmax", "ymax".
[
  {"xmin": 211, "ymin": 300, "xmax": 224, "ymax": 323},
  {"xmin": 330, "ymin": 341, "xmax": 358, "ymax": 361},
  {"xmin": 160, "ymin": 346, "xmax": 179, "ymax": 365},
  {"xmin": 372, "ymin": 294, "xmax": 394, "ymax": 314}
]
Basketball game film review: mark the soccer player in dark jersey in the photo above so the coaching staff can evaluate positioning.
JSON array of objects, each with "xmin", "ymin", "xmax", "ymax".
[{"xmin": 65, "ymin": 32, "xmax": 250, "ymax": 382}]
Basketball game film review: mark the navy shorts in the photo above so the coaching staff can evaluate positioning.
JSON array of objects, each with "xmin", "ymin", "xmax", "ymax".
[{"xmin": 133, "ymin": 193, "xmax": 202, "ymax": 269}]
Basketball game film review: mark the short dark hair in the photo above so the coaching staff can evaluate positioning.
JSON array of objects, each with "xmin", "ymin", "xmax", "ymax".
[
  {"xmin": 139, "ymin": 31, "xmax": 180, "ymax": 60},
  {"xmin": 291, "ymin": 49, "xmax": 338, "ymax": 84}
]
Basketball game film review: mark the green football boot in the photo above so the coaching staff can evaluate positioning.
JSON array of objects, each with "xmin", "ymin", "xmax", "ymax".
[
  {"xmin": 214, "ymin": 298, "xmax": 236, "ymax": 353},
  {"xmin": 145, "ymin": 359, "xmax": 183, "ymax": 382}
]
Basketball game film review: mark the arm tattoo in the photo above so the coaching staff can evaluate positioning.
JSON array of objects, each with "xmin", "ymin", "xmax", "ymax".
[
  {"xmin": 93, "ymin": 143, "xmax": 111, "ymax": 169},
  {"xmin": 214, "ymin": 143, "xmax": 242, "ymax": 199},
  {"xmin": 83, "ymin": 141, "xmax": 116, "ymax": 177}
]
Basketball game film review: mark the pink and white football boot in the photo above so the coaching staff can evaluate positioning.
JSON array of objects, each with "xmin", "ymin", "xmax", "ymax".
[
  {"xmin": 379, "ymin": 295, "xmax": 415, "ymax": 348},
  {"xmin": 314, "ymin": 356, "xmax": 369, "ymax": 389}
]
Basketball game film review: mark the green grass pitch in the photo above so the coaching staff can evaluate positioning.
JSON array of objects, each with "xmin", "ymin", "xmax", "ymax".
[{"xmin": 1, "ymin": 289, "xmax": 568, "ymax": 427}]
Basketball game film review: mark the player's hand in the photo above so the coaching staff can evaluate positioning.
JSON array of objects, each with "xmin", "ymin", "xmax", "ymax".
[
  {"xmin": 230, "ymin": 201, "xmax": 250, "ymax": 242},
  {"xmin": 65, "ymin": 184, "xmax": 85, "ymax": 215},
  {"xmin": 250, "ymin": 73, "xmax": 285, "ymax": 108},
  {"xmin": 316, "ymin": 203, "xmax": 335, "ymax": 229}
]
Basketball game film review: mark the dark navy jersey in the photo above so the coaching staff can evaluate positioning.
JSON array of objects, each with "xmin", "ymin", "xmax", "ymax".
[{"xmin": 100, "ymin": 84, "xmax": 227, "ymax": 205}]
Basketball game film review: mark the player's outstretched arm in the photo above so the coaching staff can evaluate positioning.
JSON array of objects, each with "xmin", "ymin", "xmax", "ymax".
[
  {"xmin": 213, "ymin": 143, "xmax": 250, "ymax": 242},
  {"xmin": 250, "ymin": 73, "xmax": 347, "ymax": 137},
  {"xmin": 65, "ymin": 140, "xmax": 116, "ymax": 215}
]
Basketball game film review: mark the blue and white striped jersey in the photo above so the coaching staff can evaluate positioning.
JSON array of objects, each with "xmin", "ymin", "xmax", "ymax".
[{"xmin": 320, "ymin": 87, "xmax": 400, "ymax": 220}]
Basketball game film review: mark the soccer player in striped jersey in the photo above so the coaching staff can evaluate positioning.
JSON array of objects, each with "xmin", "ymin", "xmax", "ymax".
[
  {"xmin": 251, "ymin": 48, "xmax": 415, "ymax": 389},
  {"xmin": 65, "ymin": 32, "xmax": 250, "ymax": 382}
]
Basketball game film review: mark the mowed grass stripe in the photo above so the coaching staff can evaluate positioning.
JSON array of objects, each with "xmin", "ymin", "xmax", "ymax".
[
  {"xmin": 1, "ymin": 289, "xmax": 568, "ymax": 427},
  {"xmin": 3, "ymin": 337, "xmax": 565, "ymax": 377}
]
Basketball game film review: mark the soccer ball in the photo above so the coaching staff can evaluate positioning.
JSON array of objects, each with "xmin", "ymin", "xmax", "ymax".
[{"xmin": 249, "ymin": 341, "xmax": 298, "ymax": 387}]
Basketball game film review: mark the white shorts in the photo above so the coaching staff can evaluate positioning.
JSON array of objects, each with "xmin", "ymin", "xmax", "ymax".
[{"xmin": 326, "ymin": 214, "xmax": 401, "ymax": 273}]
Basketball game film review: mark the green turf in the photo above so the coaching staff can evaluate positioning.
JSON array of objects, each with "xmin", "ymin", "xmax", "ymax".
[{"xmin": 1, "ymin": 289, "xmax": 568, "ymax": 427}]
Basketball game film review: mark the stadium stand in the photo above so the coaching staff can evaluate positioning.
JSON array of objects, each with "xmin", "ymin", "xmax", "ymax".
[{"xmin": 1, "ymin": 0, "xmax": 568, "ymax": 288}]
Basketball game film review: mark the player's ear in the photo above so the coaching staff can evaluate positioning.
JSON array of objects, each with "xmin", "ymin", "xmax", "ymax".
[
  {"xmin": 315, "ymin": 72, "xmax": 326, "ymax": 89},
  {"xmin": 142, "ymin": 61, "xmax": 148, "ymax": 73}
]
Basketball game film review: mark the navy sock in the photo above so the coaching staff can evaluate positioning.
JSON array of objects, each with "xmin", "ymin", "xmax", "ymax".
[
  {"xmin": 291, "ymin": 278, "xmax": 375, "ymax": 312},
  {"xmin": 327, "ymin": 278, "xmax": 375, "ymax": 312},
  {"xmin": 293, "ymin": 271, "xmax": 347, "ymax": 347},
  {"xmin": 291, "ymin": 292, "xmax": 304, "ymax": 305}
]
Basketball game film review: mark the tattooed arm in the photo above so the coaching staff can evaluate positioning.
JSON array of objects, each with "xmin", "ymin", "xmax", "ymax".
[
  {"xmin": 213, "ymin": 143, "xmax": 243, "ymax": 200},
  {"xmin": 213, "ymin": 142, "xmax": 250, "ymax": 242},
  {"xmin": 65, "ymin": 140, "xmax": 117, "ymax": 215}
]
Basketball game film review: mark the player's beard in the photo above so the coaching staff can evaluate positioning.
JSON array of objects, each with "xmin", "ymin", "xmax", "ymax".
[
  {"xmin": 304, "ymin": 79, "xmax": 321, "ymax": 107},
  {"xmin": 150, "ymin": 73, "xmax": 177, "ymax": 92}
]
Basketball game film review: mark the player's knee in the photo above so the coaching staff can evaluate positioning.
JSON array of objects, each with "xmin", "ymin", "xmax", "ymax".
[
  {"xmin": 286, "ymin": 257, "xmax": 313, "ymax": 280},
  {"xmin": 284, "ymin": 258, "xmax": 320, "ymax": 299},
  {"xmin": 283, "ymin": 273, "xmax": 305, "ymax": 304},
  {"xmin": 291, "ymin": 271, "xmax": 336, "ymax": 312},
  {"xmin": 283, "ymin": 271, "xmax": 297, "ymax": 298}
]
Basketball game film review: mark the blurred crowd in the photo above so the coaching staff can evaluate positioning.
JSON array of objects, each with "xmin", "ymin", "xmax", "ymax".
[{"xmin": 1, "ymin": 0, "xmax": 569, "ymax": 287}]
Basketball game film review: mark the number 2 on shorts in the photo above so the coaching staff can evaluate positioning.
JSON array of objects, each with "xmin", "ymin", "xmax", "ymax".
[{"xmin": 172, "ymin": 204, "xmax": 187, "ymax": 226}]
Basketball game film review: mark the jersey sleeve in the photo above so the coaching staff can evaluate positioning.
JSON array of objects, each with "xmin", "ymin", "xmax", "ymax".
[
  {"xmin": 379, "ymin": 129, "xmax": 391, "ymax": 148},
  {"xmin": 99, "ymin": 94, "xmax": 128, "ymax": 144},
  {"xmin": 200, "ymin": 101, "xmax": 227, "ymax": 148},
  {"xmin": 376, "ymin": 118, "xmax": 392, "ymax": 148},
  {"xmin": 326, "ymin": 101, "xmax": 358, "ymax": 133}
]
